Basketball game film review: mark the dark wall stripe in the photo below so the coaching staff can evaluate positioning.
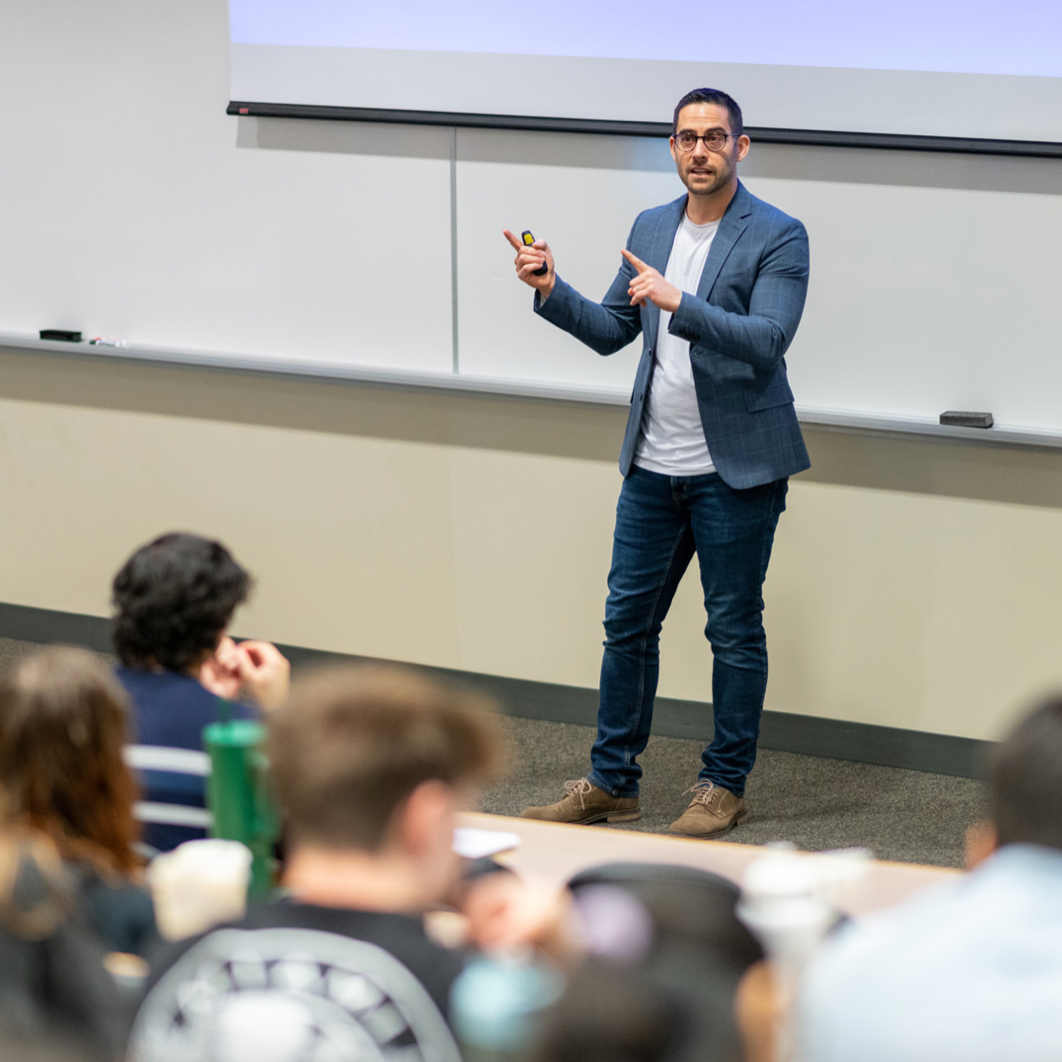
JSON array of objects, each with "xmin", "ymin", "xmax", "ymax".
[
  {"xmin": 1, "ymin": 602, "xmax": 114, "ymax": 654},
  {"xmin": 0, "ymin": 601, "xmax": 992, "ymax": 779}
]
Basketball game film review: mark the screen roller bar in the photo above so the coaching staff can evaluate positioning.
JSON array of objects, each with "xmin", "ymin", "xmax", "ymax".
[{"xmin": 227, "ymin": 101, "xmax": 1062, "ymax": 158}]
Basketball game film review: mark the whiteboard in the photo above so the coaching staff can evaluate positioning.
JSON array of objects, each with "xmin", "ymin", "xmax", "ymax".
[
  {"xmin": 0, "ymin": 1, "xmax": 454, "ymax": 378},
  {"xmin": 454, "ymin": 126, "xmax": 1062, "ymax": 434}
]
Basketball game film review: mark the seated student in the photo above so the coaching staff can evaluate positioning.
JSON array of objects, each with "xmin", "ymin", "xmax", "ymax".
[
  {"xmin": 112, "ymin": 532, "xmax": 290, "ymax": 852},
  {"xmin": 799, "ymin": 694, "xmax": 1062, "ymax": 1062},
  {"xmin": 129, "ymin": 664, "xmax": 563, "ymax": 1062},
  {"xmin": 0, "ymin": 646, "xmax": 155, "ymax": 957},
  {"xmin": 537, "ymin": 864, "xmax": 766, "ymax": 1062},
  {"xmin": 0, "ymin": 832, "xmax": 130, "ymax": 1062}
]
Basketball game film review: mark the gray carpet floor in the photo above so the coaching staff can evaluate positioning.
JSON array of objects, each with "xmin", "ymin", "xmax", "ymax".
[
  {"xmin": 483, "ymin": 717, "xmax": 986, "ymax": 868},
  {"xmin": 0, "ymin": 636, "xmax": 985, "ymax": 869}
]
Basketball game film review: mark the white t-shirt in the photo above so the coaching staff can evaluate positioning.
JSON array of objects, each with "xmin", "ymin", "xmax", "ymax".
[{"xmin": 633, "ymin": 212, "xmax": 719, "ymax": 475}]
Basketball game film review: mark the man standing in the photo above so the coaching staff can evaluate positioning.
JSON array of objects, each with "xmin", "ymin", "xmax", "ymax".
[{"xmin": 504, "ymin": 88, "xmax": 809, "ymax": 838}]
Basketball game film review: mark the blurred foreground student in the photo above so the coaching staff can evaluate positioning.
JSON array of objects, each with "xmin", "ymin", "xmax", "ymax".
[
  {"xmin": 0, "ymin": 833, "xmax": 129, "ymax": 1062},
  {"xmin": 112, "ymin": 532, "xmax": 290, "ymax": 851},
  {"xmin": 130, "ymin": 664, "xmax": 568, "ymax": 1062},
  {"xmin": 0, "ymin": 647, "xmax": 154, "ymax": 955},
  {"xmin": 0, "ymin": 648, "xmax": 161, "ymax": 1060},
  {"xmin": 536, "ymin": 864, "xmax": 765, "ymax": 1062},
  {"xmin": 799, "ymin": 694, "xmax": 1062, "ymax": 1061}
]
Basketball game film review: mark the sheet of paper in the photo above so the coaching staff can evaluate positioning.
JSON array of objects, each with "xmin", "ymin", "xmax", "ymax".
[{"xmin": 452, "ymin": 827, "xmax": 521, "ymax": 859}]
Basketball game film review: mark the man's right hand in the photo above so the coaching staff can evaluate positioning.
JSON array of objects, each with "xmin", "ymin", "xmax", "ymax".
[
  {"xmin": 502, "ymin": 229, "xmax": 556, "ymax": 300},
  {"xmin": 199, "ymin": 637, "xmax": 291, "ymax": 711}
]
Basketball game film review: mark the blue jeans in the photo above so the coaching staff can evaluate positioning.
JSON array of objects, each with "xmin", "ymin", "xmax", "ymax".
[{"xmin": 588, "ymin": 466, "xmax": 788, "ymax": 798}]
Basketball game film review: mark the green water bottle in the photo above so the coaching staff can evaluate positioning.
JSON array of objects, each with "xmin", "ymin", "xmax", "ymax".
[{"xmin": 202, "ymin": 715, "xmax": 278, "ymax": 896}]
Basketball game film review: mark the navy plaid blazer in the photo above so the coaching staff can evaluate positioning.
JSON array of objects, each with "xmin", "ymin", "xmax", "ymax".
[{"xmin": 535, "ymin": 182, "xmax": 811, "ymax": 489}]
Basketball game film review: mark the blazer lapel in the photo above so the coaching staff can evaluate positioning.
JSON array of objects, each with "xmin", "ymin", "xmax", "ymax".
[
  {"xmin": 696, "ymin": 181, "xmax": 752, "ymax": 303},
  {"xmin": 644, "ymin": 196, "xmax": 686, "ymax": 349}
]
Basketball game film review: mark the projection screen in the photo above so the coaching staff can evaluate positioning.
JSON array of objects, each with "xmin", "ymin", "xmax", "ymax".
[{"xmin": 229, "ymin": 0, "xmax": 1062, "ymax": 149}]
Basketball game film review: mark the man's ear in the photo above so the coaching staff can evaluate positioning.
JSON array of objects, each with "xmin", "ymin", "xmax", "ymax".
[
  {"xmin": 736, "ymin": 135, "xmax": 751, "ymax": 163},
  {"xmin": 965, "ymin": 819, "xmax": 998, "ymax": 869},
  {"xmin": 398, "ymin": 780, "xmax": 458, "ymax": 858}
]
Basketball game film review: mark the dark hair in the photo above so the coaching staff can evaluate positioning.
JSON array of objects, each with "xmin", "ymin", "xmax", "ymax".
[
  {"xmin": 533, "ymin": 959, "xmax": 688, "ymax": 1062},
  {"xmin": 267, "ymin": 664, "xmax": 504, "ymax": 852},
  {"xmin": 543, "ymin": 865, "xmax": 761, "ymax": 1062},
  {"xmin": 533, "ymin": 947, "xmax": 745, "ymax": 1062},
  {"xmin": 567, "ymin": 863, "xmax": 763, "ymax": 975},
  {"xmin": 990, "ymin": 695, "xmax": 1062, "ymax": 851},
  {"xmin": 672, "ymin": 88, "xmax": 743, "ymax": 138},
  {"xmin": 0, "ymin": 648, "xmax": 140, "ymax": 876},
  {"xmin": 111, "ymin": 532, "xmax": 251, "ymax": 673}
]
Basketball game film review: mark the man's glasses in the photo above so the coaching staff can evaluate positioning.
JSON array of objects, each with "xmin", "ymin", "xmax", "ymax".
[{"xmin": 673, "ymin": 129, "xmax": 733, "ymax": 153}]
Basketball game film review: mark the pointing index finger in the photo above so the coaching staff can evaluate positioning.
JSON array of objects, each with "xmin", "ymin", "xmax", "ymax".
[
  {"xmin": 502, "ymin": 229, "xmax": 525, "ymax": 251},
  {"xmin": 621, "ymin": 248, "xmax": 650, "ymax": 273}
]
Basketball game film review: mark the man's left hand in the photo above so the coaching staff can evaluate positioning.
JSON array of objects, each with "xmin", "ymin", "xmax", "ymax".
[
  {"xmin": 233, "ymin": 640, "xmax": 291, "ymax": 711},
  {"xmin": 622, "ymin": 249, "xmax": 681, "ymax": 312}
]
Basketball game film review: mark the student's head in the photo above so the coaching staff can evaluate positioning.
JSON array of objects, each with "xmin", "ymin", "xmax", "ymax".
[
  {"xmin": 267, "ymin": 664, "xmax": 503, "ymax": 858},
  {"xmin": 989, "ymin": 694, "xmax": 1062, "ymax": 851},
  {"xmin": 545, "ymin": 865, "xmax": 763, "ymax": 1062},
  {"xmin": 534, "ymin": 939, "xmax": 749, "ymax": 1062},
  {"xmin": 672, "ymin": 87, "xmax": 743, "ymax": 138},
  {"xmin": 112, "ymin": 532, "xmax": 252, "ymax": 673},
  {"xmin": 0, "ymin": 647, "xmax": 139, "ymax": 875}
]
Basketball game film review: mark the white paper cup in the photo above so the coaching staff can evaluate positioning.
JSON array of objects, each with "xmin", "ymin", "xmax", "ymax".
[{"xmin": 148, "ymin": 839, "xmax": 253, "ymax": 941}]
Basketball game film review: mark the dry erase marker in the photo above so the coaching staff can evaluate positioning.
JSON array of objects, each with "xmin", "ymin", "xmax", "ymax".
[{"xmin": 521, "ymin": 230, "xmax": 549, "ymax": 276}]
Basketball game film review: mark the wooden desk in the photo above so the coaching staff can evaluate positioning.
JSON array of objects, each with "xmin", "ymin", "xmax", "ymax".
[{"xmin": 458, "ymin": 812, "xmax": 956, "ymax": 918}]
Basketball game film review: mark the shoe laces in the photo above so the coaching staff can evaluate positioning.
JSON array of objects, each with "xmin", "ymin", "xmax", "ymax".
[
  {"xmin": 684, "ymin": 781, "xmax": 720, "ymax": 808},
  {"xmin": 563, "ymin": 777, "xmax": 594, "ymax": 808}
]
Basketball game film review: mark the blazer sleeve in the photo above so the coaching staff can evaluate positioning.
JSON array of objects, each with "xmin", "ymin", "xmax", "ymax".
[
  {"xmin": 532, "ymin": 224, "xmax": 644, "ymax": 356},
  {"xmin": 667, "ymin": 214, "xmax": 809, "ymax": 372}
]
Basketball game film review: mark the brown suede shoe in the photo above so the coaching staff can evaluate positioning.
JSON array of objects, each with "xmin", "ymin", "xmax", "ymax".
[
  {"xmin": 668, "ymin": 781, "xmax": 748, "ymax": 839},
  {"xmin": 521, "ymin": 777, "xmax": 641, "ymax": 825}
]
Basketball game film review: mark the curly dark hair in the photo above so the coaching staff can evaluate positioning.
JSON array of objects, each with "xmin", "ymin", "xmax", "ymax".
[{"xmin": 111, "ymin": 533, "xmax": 252, "ymax": 673}]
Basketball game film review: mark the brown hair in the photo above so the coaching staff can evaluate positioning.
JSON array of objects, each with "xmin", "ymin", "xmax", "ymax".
[
  {"xmin": 267, "ymin": 664, "xmax": 504, "ymax": 851},
  {"xmin": 0, "ymin": 648, "xmax": 140, "ymax": 876}
]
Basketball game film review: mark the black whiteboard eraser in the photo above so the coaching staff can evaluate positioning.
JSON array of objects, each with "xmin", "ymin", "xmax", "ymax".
[
  {"xmin": 940, "ymin": 411, "xmax": 994, "ymax": 428},
  {"xmin": 39, "ymin": 329, "xmax": 82, "ymax": 342}
]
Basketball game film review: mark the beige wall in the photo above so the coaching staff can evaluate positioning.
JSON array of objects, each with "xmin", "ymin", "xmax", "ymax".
[{"xmin": 2, "ymin": 344, "xmax": 1060, "ymax": 744}]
